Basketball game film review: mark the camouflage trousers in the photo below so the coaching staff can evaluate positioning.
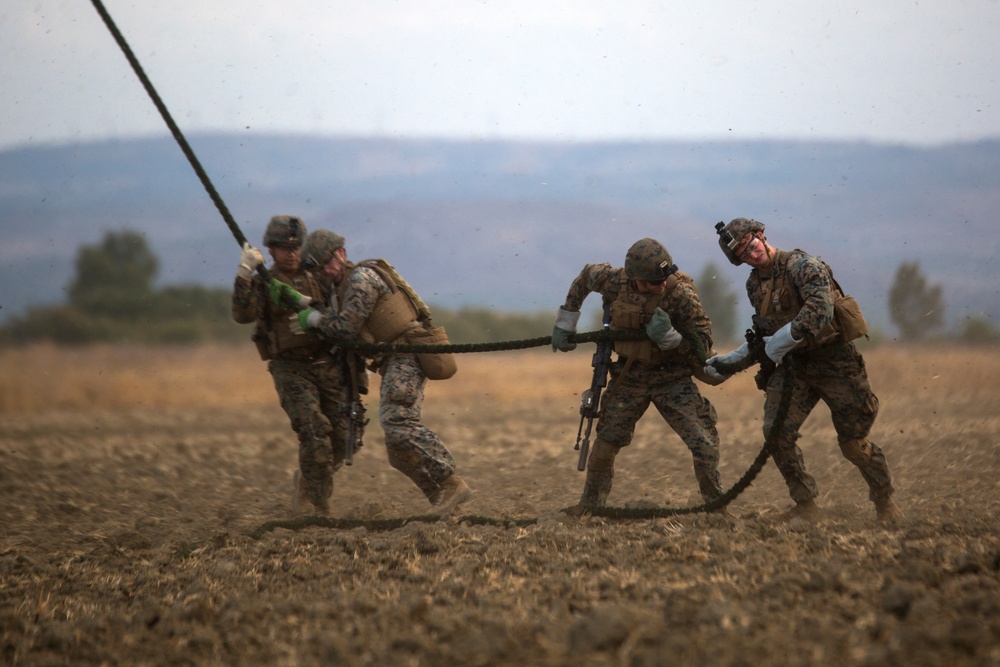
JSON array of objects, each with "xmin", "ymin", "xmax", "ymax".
[
  {"xmin": 764, "ymin": 343, "xmax": 894, "ymax": 504},
  {"xmin": 269, "ymin": 357, "xmax": 350, "ymax": 507},
  {"xmin": 378, "ymin": 353, "xmax": 457, "ymax": 504},
  {"xmin": 586, "ymin": 360, "xmax": 723, "ymax": 503}
]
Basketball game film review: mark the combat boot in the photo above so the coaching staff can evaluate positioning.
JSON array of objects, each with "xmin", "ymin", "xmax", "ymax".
[
  {"xmin": 875, "ymin": 498, "xmax": 903, "ymax": 524},
  {"xmin": 578, "ymin": 473, "xmax": 612, "ymax": 507},
  {"xmin": 577, "ymin": 438, "xmax": 617, "ymax": 508},
  {"xmin": 431, "ymin": 475, "xmax": 473, "ymax": 518},
  {"xmin": 291, "ymin": 469, "xmax": 309, "ymax": 516},
  {"xmin": 291, "ymin": 469, "xmax": 329, "ymax": 516},
  {"xmin": 779, "ymin": 498, "xmax": 822, "ymax": 522}
]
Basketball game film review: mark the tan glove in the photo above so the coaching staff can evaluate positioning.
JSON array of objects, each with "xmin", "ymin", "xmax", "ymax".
[{"xmin": 237, "ymin": 242, "xmax": 265, "ymax": 281}]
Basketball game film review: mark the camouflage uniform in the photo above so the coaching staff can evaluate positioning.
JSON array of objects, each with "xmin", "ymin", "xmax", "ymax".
[
  {"xmin": 314, "ymin": 263, "xmax": 459, "ymax": 504},
  {"xmin": 561, "ymin": 259, "xmax": 724, "ymax": 506},
  {"xmin": 744, "ymin": 248, "xmax": 894, "ymax": 505},
  {"xmin": 232, "ymin": 263, "xmax": 348, "ymax": 511}
]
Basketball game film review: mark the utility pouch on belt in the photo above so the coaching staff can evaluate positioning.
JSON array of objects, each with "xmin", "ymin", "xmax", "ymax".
[
  {"xmin": 406, "ymin": 323, "xmax": 457, "ymax": 380},
  {"xmin": 833, "ymin": 292, "xmax": 868, "ymax": 342}
]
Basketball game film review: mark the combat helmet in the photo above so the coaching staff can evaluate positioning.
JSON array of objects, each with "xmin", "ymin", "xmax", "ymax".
[
  {"xmin": 302, "ymin": 229, "xmax": 346, "ymax": 269},
  {"xmin": 263, "ymin": 215, "xmax": 307, "ymax": 248},
  {"xmin": 624, "ymin": 238, "xmax": 677, "ymax": 282},
  {"xmin": 715, "ymin": 218, "xmax": 765, "ymax": 266}
]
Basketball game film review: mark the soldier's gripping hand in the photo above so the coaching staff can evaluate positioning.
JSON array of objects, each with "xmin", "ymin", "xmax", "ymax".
[
  {"xmin": 268, "ymin": 278, "xmax": 312, "ymax": 309},
  {"xmin": 646, "ymin": 307, "xmax": 683, "ymax": 350},
  {"xmin": 704, "ymin": 342, "xmax": 750, "ymax": 382},
  {"xmin": 763, "ymin": 323, "xmax": 801, "ymax": 364},
  {"xmin": 289, "ymin": 309, "xmax": 323, "ymax": 335},
  {"xmin": 237, "ymin": 243, "xmax": 265, "ymax": 281},
  {"xmin": 552, "ymin": 307, "xmax": 580, "ymax": 352}
]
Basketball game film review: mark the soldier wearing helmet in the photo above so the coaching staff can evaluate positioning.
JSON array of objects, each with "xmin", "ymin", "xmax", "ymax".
[
  {"xmin": 705, "ymin": 218, "xmax": 902, "ymax": 524},
  {"xmin": 552, "ymin": 238, "xmax": 726, "ymax": 510},
  {"xmin": 273, "ymin": 229, "xmax": 473, "ymax": 519},
  {"xmin": 232, "ymin": 215, "xmax": 350, "ymax": 516}
]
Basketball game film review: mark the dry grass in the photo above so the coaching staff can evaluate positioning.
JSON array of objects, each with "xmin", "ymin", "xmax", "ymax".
[
  {"xmin": 3, "ymin": 341, "xmax": 999, "ymax": 414},
  {"xmin": 0, "ymin": 341, "xmax": 275, "ymax": 413}
]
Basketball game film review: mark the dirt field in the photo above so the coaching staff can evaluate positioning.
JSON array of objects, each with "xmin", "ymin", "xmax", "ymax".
[{"xmin": 1, "ymin": 343, "xmax": 999, "ymax": 666}]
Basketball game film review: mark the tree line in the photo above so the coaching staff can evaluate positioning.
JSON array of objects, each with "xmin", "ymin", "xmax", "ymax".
[{"xmin": 1, "ymin": 230, "xmax": 996, "ymax": 347}]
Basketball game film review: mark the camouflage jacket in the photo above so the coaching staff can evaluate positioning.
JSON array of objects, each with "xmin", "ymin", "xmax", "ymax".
[
  {"xmin": 562, "ymin": 263, "xmax": 714, "ymax": 366},
  {"xmin": 747, "ymin": 247, "xmax": 837, "ymax": 343},
  {"xmin": 315, "ymin": 264, "xmax": 392, "ymax": 343}
]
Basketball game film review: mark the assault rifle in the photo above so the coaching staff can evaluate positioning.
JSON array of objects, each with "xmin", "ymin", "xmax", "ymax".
[
  {"xmin": 341, "ymin": 350, "xmax": 368, "ymax": 466},
  {"xmin": 574, "ymin": 302, "xmax": 614, "ymax": 471},
  {"xmin": 748, "ymin": 314, "xmax": 777, "ymax": 391}
]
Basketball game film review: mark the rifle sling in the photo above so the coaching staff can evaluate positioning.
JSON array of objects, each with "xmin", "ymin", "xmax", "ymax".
[{"xmin": 607, "ymin": 355, "xmax": 634, "ymax": 397}]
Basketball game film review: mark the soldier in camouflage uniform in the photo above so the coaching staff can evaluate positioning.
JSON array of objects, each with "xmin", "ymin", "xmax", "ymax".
[
  {"xmin": 281, "ymin": 229, "xmax": 472, "ymax": 518},
  {"xmin": 231, "ymin": 215, "xmax": 350, "ymax": 517},
  {"xmin": 552, "ymin": 238, "xmax": 725, "ymax": 509},
  {"xmin": 705, "ymin": 218, "xmax": 903, "ymax": 524}
]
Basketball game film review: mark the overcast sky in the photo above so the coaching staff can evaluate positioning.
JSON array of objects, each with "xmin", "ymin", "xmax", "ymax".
[{"xmin": 3, "ymin": 1, "xmax": 999, "ymax": 151}]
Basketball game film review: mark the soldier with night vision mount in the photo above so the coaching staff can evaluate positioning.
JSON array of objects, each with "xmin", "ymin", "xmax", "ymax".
[
  {"xmin": 552, "ymin": 238, "xmax": 726, "ymax": 510},
  {"xmin": 269, "ymin": 228, "xmax": 472, "ymax": 518},
  {"xmin": 232, "ymin": 215, "xmax": 353, "ymax": 517},
  {"xmin": 705, "ymin": 218, "xmax": 903, "ymax": 524}
]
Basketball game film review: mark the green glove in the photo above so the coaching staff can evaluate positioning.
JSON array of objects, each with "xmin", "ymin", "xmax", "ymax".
[
  {"xmin": 551, "ymin": 307, "xmax": 581, "ymax": 352},
  {"xmin": 646, "ymin": 307, "xmax": 683, "ymax": 350},
  {"xmin": 268, "ymin": 278, "xmax": 311, "ymax": 308},
  {"xmin": 290, "ymin": 308, "xmax": 321, "ymax": 335},
  {"xmin": 551, "ymin": 326, "xmax": 577, "ymax": 353}
]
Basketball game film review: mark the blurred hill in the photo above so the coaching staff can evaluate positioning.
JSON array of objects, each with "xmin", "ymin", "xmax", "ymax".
[{"xmin": 1, "ymin": 134, "xmax": 997, "ymax": 334}]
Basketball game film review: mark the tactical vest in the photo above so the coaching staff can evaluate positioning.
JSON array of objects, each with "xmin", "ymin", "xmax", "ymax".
[
  {"xmin": 350, "ymin": 259, "xmax": 424, "ymax": 343},
  {"xmin": 253, "ymin": 268, "xmax": 327, "ymax": 360},
  {"xmin": 751, "ymin": 249, "xmax": 844, "ymax": 349},
  {"xmin": 610, "ymin": 271, "xmax": 692, "ymax": 364}
]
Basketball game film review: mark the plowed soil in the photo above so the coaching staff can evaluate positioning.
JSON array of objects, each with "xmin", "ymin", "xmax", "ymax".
[{"xmin": 2, "ymin": 344, "xmax": 998, "ymax": 666}]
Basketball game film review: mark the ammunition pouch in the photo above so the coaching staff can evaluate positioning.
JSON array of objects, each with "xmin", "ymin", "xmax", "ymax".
[
  {"xmin": 609, "ymin": 274, "xmax": 687, "ymax": 365},
  {"xmin": 406, "ymin": 323, "xmax": 457, "ymax": 380},
  {"xmin": 834, "ymin": 293, "xmax": 868, "ymax": 342}
]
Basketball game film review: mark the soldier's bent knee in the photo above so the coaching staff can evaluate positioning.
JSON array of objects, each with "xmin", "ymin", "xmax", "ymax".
[{"xmin": 839, "ymin": 437, "xmax": 874, "ymax": 465}]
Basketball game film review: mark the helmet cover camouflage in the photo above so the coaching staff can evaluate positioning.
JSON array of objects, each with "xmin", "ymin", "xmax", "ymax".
[
  {"xmin": 624, "ymin": 238, "xmax": 676, "ymax": 282},
  {"xmin": 302, "ymin": 229, "xmax": 346, "ymax": 269},
  {"xmin": 715, "ymin": 218, "xmax": 765, "ymax": 266},
  {"xmin": 263, "ymin": 215, "xmax": 307, "ymax": 248}
]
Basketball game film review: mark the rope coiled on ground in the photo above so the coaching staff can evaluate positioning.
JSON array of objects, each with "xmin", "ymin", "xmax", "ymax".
[{"xmin": 247, "ymin": 327, "xmax": 798, "ymax": 535}]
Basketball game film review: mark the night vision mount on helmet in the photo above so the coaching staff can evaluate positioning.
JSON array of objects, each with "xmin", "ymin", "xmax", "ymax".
[
  {"xmin": 715, "ymin": 218, "xmax": 765, "ymax": 266},
  {"xmin": 263, "ymin": 215, "xmax": 307, "ymax": 248},
  {"xmin": 624, "ymin": 238, "xmax": 677, "ymax": 282}
]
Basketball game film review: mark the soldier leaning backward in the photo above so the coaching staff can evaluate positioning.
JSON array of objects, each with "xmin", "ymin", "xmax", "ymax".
[
  {"xmin": 271, "ymin": 229, "xmax": 472, "ymax": 519},
  {"xmin": 231, "ymin": 215, "xmax": 351, "ymax": 516},
  {"xmin": 705, "ymin": 218, "xmax": 903, "ymax": 525},
  {"xmin": 552, "ymin": 238, "xmax": 726, "ymax": 511}
]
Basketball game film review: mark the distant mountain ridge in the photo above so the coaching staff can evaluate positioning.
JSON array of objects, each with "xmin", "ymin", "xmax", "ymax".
[{"xmin": 2, "ymin": 134, "xmax": 997, "ymax": 335}]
